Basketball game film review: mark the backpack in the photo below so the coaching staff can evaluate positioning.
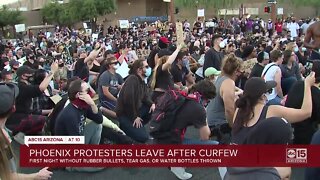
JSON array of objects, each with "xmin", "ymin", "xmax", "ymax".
[{"xmin": 149, "ymin": 90, "xmax": 189, "ymax": 142}]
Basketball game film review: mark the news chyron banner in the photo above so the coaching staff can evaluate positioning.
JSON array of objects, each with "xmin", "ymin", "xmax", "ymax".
[{"xmin": 20, "ymin": 136, "xmax": 320, "ymax": 167}]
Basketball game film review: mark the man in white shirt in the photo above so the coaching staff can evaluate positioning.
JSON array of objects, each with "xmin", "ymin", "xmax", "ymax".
[
  {"xmin": 287, "ymin": 18, "xmax": 300, "ymax": 39},
  {"xmin": 261, "ymin": 50, "xmax": 284, "ymax": 105}
]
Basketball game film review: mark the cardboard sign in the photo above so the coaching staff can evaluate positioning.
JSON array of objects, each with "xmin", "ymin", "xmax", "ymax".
[
  {"xmin": 197, "ymin": 9, "xmax": 205, "ymax": 17},
  {"xmin": 277, "ymin": 8, "xmax": 284, "ymax": 15},
  {"xmin": 15, "ymin": 24, "xmax": 26, "ymax": 32},
  {"xmin": 176, "ymin": 22, "xmax": 184, "ymax": 45},
  {"xmin": 83, "ymin": 23, "xmax": 88, "ymax": 29},
  {"xmin": 119, "ymin": 20, "xmax": 130, "ymax": 29}
]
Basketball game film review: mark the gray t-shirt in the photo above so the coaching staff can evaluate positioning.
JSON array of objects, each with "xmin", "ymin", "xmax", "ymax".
[
  {"xmin": 206, "ymin": 76, "xmax": 228, "ymax": 126},
  {"xmin": 98, "ymin": 71, "xmax": 124, "ymax": 101}
]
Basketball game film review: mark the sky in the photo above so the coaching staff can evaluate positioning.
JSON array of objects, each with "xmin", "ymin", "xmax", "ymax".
[{"xmin": 0, "ymin": 0, "xmax": 19, "ymax": 6}]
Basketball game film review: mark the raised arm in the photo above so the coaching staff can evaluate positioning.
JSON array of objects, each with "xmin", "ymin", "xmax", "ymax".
[{"xmin": 162, "ymin": 44, "xmax": 182, "ymax": 71}]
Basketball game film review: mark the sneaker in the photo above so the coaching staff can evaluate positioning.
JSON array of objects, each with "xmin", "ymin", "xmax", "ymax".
[
  {"xmin": 170, "ymin": 167, "xmax": 193, "ymax": 180},
  {"xmin": 13, "ymin": 132, "xmax": 25, "ymax": 145}
]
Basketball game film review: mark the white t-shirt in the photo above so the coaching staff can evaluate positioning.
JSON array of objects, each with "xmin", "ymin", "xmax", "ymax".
[
  {"xmin": 287, "ymin": 22, "xmax": 300, "ymax": 38},
  {"xmin": 261, "ymin": 63, "xmax": 281, "ymax": 101}
]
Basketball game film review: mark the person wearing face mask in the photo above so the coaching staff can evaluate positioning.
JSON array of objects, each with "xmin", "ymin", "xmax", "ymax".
[
  {"xmin": 206, "ymin": 54, "xmax": 243, "ymax": 145},
  {"xmin": 23, "ymin": 50, "xmax": 39, "ymax": 70},
  {"xmin": 152, "ymin": 80, "xmax": 218, "ymax": 180},
  {"xmin": 191, "ymin": 46, "xmax": 201, "ymax": 61},
  {"xmin": 286, "ymin": 18, "xmax": 300, "ymax": 40},
  {"xmin": 54, "ymin": 79, "xmax": 103, "ymax": 172},
  {"xmin": 6, "ymin": 62, "xmax": 58, "ymax": 138},
  {"xmin": 116, "ymin": 59, "xmax": 155, "ymax": 143},
  {"xmin": 171, "ymin": 51, "xmax": 195, "ymax": 89},
  {"xmin": 9, "ymin": 60, "xmax": 20, "ymax": 81},
  {"xmin": 203, "ymin": 34, "xmax": 225, "ymax": 76},
  {"xmin": 54, "ymin": 59, "xmax": 68, "ymax": 90},
  {"xmin": 97, "ymin": 57, "xmax": 124, "ymax": 119}
]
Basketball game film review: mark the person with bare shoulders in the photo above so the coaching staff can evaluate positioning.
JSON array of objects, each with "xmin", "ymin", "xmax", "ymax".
[
  {"xmin": 304, "ymin": 21, "xmax": 320, "ymax": 60},
  {"xmin": 228, "ymin": 72, "xmax": 315, "ymax": 179}
]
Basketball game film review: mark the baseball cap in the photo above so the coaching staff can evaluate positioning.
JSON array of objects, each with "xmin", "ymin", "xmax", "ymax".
[
  {"xmin": 157, "ymin": 49, "xmax": 172, "ymax": 58},
  {"xmin": 159, "ymin": 37, "xmax": 170, "ymax": 44},
  {"xmin": 204, "ymin": 67, "xmax": 221, "ymax": 77},
  {"xmin": 0, "ymin": 83, "xmax": 19, "ymax": 114},
  {"xmin": 14, "ymin": 46, "xmax": 22, "ymax": 52},
  {"xmin": 244, "ymin": 77, "xmax": 276, "ymax": 98},
  {"xmin": 16, "ymin": 65, "xmax": 35, "ymax": 77}
]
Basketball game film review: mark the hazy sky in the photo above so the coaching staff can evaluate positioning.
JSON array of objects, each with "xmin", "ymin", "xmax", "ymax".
[{"xmin": 0, "ymin": 0, "xmax": 19, "ymax": 6}]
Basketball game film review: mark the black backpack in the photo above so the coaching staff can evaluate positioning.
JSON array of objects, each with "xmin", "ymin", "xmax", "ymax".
[{"xmin": 149, "ymin": 90, "xmax": 189, "ymax": 142}]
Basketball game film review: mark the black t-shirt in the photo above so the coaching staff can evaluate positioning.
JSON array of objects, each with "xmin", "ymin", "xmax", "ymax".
[
  {"xmin": 15, "ymin": 81, "xmax": 42, "ymax": 114},
  {"xmin": 250, "ymin": 63, "xmax": 264, "ymax": 78},
  {"xmin": 173, "ymin": 100, "xmax": 207, "ymax": 143},
  {"xmin": 74, "ymin": 58, "xmax": 89, "ymax": 81},
  {"xmin": 285, "ymin": 81, "xmax": 320, "ymax": 144},
  {"xmin": 170, "ymin": 63, "xmax": 189, "ymax": 86},
  {"xmin": 155, "ymin": 64, "xmax": 174, "ymax": 90}
]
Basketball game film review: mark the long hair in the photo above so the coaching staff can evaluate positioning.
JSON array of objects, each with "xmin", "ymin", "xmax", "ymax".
[
  {"xmin": 116, "ymin": 75, "xmax": 144, "ymax": 119},
  {"xmin": 150, "ymin": 56, "xmax": 169, "ymax": 90},
  {"xmin": 0, "ymin": 129, "xmax": 14, "ymax": 180},
  {"xmin": 232, "ymin": 94, "xmax": 261, "ymax": 134},
  {"xmin": 128, "ymin": 59, "xmax": 144, "ymax": 75}
]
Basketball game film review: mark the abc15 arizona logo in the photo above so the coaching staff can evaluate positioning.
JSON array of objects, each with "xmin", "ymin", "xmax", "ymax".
[{"xmin": 286, "ymin": 148, "xmax": 307, "ymax": 163}]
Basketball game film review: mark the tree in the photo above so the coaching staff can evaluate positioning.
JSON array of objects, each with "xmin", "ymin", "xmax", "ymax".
[
  {"xmin": 0, "ymin": 5, "xmax": 24, "ymax": 37},
  {"xmin": 42, "ymin": 2, "xmax": 78, "ymax": 27},
  {"xmin": 69, "ymin": 0, "xmax": 116, "ymax": 32},
  {"xmin": 42, "ymin": 2, "xmax": 63, "ymax": 24},
  {"xmin": 280, "ymin": 0, "xmax": 320, "ymax": 16}
]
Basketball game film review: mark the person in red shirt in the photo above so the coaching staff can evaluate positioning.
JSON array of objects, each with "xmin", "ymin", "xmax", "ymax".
[{"xmin": 275, "ymin": 19, "xmax": 283, "ymax": 35}]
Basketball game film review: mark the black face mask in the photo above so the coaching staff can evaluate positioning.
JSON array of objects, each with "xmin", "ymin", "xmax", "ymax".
[
  {"xmin": 12, "ymin": 67, "xmax": 18, "ymax": 71},
  {"xmin": 59, "ymin": 63, "xmax": 64, "ymax": 67},
  {"xmin": 39, "ymin": 62, "xmax": 45, "ymax": 66}
]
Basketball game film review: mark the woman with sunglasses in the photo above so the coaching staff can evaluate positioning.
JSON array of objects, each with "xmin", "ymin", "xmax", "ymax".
[{"xmin": 116, "ymin": 59, "xmax": 154, "ymax": 143}]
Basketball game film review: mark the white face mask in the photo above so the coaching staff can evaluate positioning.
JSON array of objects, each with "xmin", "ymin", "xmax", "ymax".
[{"xmin": 219, "ymin": 41, "xmax": 226, "ymax": 49}]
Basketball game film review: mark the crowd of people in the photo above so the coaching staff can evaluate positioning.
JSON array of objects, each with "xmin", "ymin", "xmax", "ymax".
[{"xmin": 0, "ymin": 15, "xmax": 320, "ymax": 179}]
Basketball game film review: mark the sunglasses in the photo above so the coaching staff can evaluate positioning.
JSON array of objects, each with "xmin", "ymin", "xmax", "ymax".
[
  {"xmin": 266, "ymin": 88, "xmax": 273, "ymax": 94},
  {"xmin": 110, "ymin": 61, "xmax": 120, "ymax": 65}
]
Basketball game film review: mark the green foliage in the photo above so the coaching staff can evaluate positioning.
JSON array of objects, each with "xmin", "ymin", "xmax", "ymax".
[
  {"xmin": 0, "ymin": 5, "xmax": 24, "ymax": 28},
  {"xmin": 42, "ymin": 0, "xmax": 116, "ymax": 26}
]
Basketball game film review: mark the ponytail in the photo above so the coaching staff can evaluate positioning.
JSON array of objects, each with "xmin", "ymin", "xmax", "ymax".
[{"xmin": 232, "ymin": 95, "xmax": 258, "ymax": 134}]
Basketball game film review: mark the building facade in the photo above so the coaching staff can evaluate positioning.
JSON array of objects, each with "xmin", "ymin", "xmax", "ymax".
[{"xmin": 5, "ymin": 0, "xmax": 318, "ymax": 27}]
